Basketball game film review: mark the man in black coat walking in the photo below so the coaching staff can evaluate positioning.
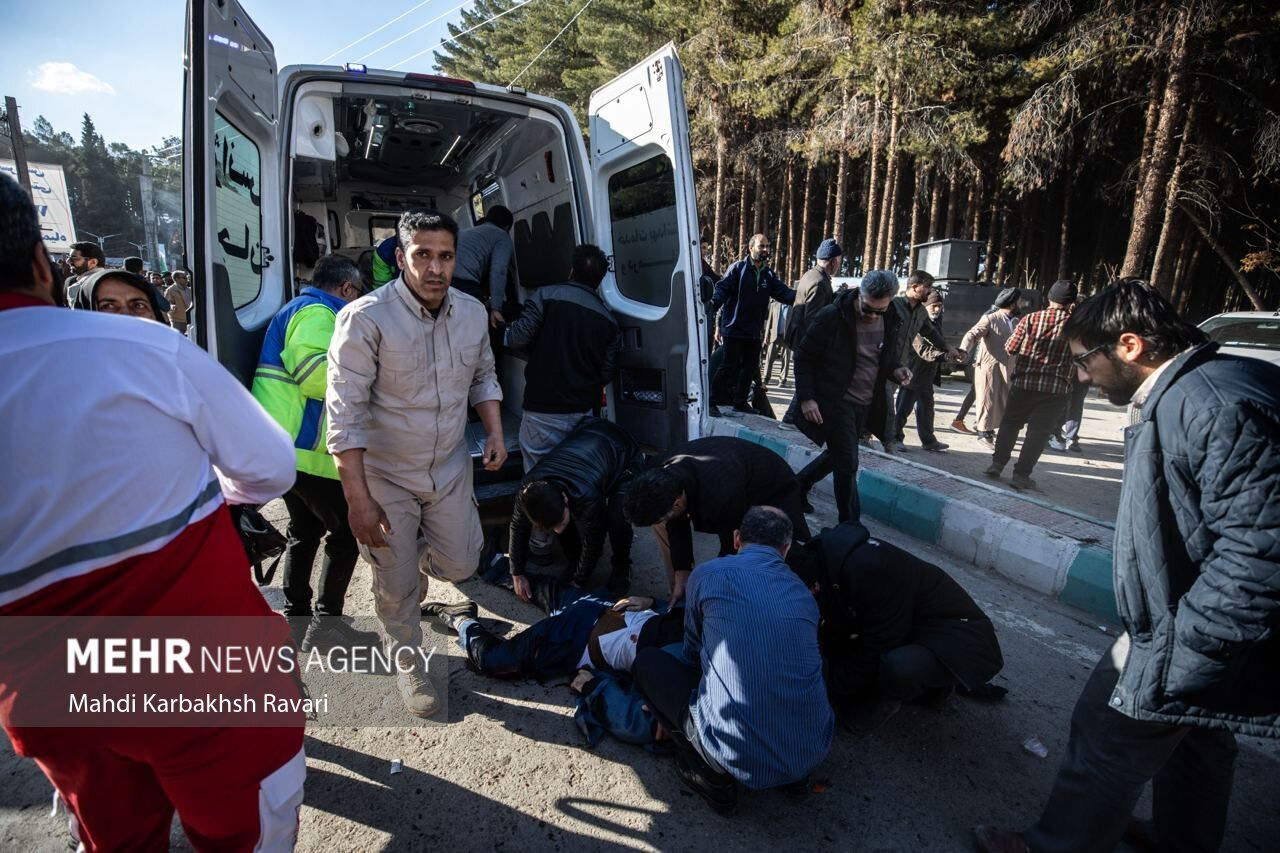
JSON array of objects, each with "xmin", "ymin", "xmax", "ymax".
[
  {"xmin": 975, "ymin": 279, "xmax": 1280, "ymax": 853},
  {"xmin": 623, "ymin": 436, "xmax": 810, "ymax": 604},
  {"xmin": 792, "ymin": 270, "xmax": 911, "ymax": 521},
  {"xmin": 798, "ymin": 522, "xmax": 1004, "ymax": 733},
  {"xmin": 505, "ymin": 418, "xmax": 645, "ymax": 599}
]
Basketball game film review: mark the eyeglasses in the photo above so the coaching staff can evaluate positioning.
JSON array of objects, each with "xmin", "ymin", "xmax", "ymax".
[
  {"xmin": 859, "ymin": 298, "xmax": 888, "ymax": 316},
  {"xmin": 1071, "ymin": 344, "xmax": 1111, "ymax": 370}
]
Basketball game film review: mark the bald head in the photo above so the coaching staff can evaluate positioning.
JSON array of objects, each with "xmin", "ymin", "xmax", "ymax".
[{"xmin": 736, "ymin": 505, "xmax": 793, "ymax": 555}]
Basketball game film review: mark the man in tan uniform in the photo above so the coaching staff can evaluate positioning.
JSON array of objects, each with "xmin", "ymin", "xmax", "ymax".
[{"xmin": 327, "ymin": 209, "xmax": 507, "ymax": 718}]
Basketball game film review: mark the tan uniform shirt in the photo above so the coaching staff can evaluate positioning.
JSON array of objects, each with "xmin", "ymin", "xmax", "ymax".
[{"xmin": 326, "ymin": 276, "xmax": 502, "ymax": 493}]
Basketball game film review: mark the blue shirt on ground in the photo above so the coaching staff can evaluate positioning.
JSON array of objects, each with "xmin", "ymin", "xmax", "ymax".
[{"xmin": 683, "ymin": 543, "xmax": 833, "ymax": 789}]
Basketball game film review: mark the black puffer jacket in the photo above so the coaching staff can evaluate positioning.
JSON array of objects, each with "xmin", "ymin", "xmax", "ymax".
[
  {"xmin": 509, "ymin": 418, "xmax": 644, "ymax": 581},
  {"xmin": 812, "ymin": 523, "xmax": 1003, "ymax": 707},
  {"xmin": 1110, "ymin": 343, "xmax": 1280, "ymax": 738},
  {"xmin": 792, "ymin": 287, "xmax": 901, "ymax": 447}
]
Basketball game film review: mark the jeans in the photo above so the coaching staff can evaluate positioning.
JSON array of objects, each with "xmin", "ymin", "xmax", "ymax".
[
  {"xmin": 894, "ymin": 385, "xmax": 938, "ymax": 446},
  {"xmin": 1055, "ymin": 377, "xmax": 1090, "ymax": 443},
  {"xmin": 281, "ymin": 471, "xmax": 359, "ymax": 618},
  {"xmin": 713, "ymin": 337, "xmax": 764, "ymax": 409},
  {"xmin": 992, "ymin": 388, "xmax": 1068, "ymax": 477},
  {"xmin": 1026, "ymin": 638, "xmax": 1237, "ymax": 853},
  {"xmin": 797, "ymin": 399, "xmax": 869, "ymax": 523}
]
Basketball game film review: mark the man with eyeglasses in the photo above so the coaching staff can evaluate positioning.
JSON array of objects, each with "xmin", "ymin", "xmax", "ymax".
[
  {"xmin": 983, "ymin": 279, "xmax": 1077, "ymax": 490},
  {"xmin": 792, "ymin": 269, "xmax": 911, "ymax": 522},
  {"xmin": 975, "ymin": 278, "xmax": 1280, "ymax": 853},
  {"xmin": 252, "ymin": 254, "xmax": 380, "ymax": 654}
]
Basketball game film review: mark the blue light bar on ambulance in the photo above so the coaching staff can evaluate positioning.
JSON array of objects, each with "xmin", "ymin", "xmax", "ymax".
[{"xmin": 344, "ymin": 63, "xmax": 368, "ymax": 74}]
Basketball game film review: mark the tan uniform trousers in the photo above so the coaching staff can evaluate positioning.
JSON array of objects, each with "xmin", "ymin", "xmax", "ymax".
[{"xmin": 360, "ymin": 464, "xmax": 483, "ymax": 650}]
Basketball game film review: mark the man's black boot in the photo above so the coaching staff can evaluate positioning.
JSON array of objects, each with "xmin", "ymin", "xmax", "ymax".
[
  {"xmin": 421, "ymin": 600, "xmax": 479, "ymax": 634},
  {"xmin": 301, "ymin": 614, "xmax": 382, "ymax": 653},
  {"xmin": 674, "ymin": 751, "xmax": 738, "ymax": 816}
]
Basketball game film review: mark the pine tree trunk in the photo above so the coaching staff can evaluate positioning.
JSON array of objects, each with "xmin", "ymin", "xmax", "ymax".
[
  {"xmin": 753, "ymin": 161, "xmax": 765, "ymax": 235},
  {"xmin": 875, "ymin": 100, "xmax": 900, "ymax": 269},
  {"xmin": 909, "ymin": 164, "xmax": 925, "ymax": 268},
  {"xmin": 712, "ymin": 130, "xmax": 728, "ymax": 268},
  {"xmin": 1135, "ymin": 61, "xmax": 1166, "ymax": 198},
  {"xmin": 1011, "ymin": 196, "xmax": 1031, "ymax": 286},
  {"xmin": 798, "ymin": 160, "xmax": 814, "ymax": 276},
  {"xmin": 968, "ymin": 176, "xmax": 982, "ymax": 241},
  {"xmin": 862, "ymin": 100, "xmax": 883, "ymax": 270},
  {"xmin": 882, "ymin": 155, "xmax": 902, "ymax": 271},
  {"xmin": 983, "ymin": 192, "xmax": 1000, "ymax": 282},
  {"xmin": 994, "ymin": 204, "xmax": 1009, "ymax": 285},
  {"xmin": 1057, "ymin": 169, "xmax": 1075, "ymax": 281},
  {"xmin": 737, "ymin": 172, "xmax": 748, "ymax": 258},
  {"xmin": 1176, "ymin": 241, "xmax": 1202, "ymax": 313},
  {"xmin": 1180, "ymin": 204, "xmax": 1266, "ymax": 310},
  {"xmin": 928, "ymin": 170, "xmax": 943, "ymax": 240},
  {"xmin": 777, "ymin": 163, "xmax": 791, "ymax": 278},
  {"xmin": 1151, "ymin": 100, "xmax": 1198, "ymax": 294},
  {"xmin": 822, "ymin": 170, "xmax": 835, "ymax": 240},
  {"xmin": 946, "ymin": 179, "xmax": 963, "ymax": 239},
  {"xmin": 1122, "ymin": 6, "xmax": 1193, "ymax": 277}
]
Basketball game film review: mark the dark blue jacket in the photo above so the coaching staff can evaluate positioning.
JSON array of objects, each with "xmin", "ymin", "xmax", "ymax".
[
  {"xmin": 711, "ymin": 257, "xmax": 794, "ymax": 340},
  {"xmin": 1109, "ymin": 343, "xmax": 1280, "ymax": 738}
]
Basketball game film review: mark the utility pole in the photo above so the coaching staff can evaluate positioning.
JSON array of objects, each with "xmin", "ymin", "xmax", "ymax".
[
  {"xmin": 3, "ymin": 96, "xmax": 32, "ymax": 195},
  {"xmin": 139, "ymin": 157, "xmax": 159, "ymax": 270}
]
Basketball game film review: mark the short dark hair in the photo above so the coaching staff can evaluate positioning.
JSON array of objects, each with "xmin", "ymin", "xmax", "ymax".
[
  {"xmin": 312, "ymin": 254, "xmax": 362, "ymax": 293},
  {"xmin": 860, "ymin": 269, "xmax": 897, "ymax": 299},
  {"xmin": 69, "ymin": 240, "xmax": 105, "ymax": 265},
  {"xmin": 738, "ymin": 506, "xmax": 793, "ymax": 551},
  {"xmin": 484, "ymin": 205, "xmax": 514, "ymax": 231},
  {"xmin": 906, "ymin": 269, "xmax": 935, "ymax": 289},
  {"xmin": 569, "ymin": 244, "xmax": 609, "ymax": 289},
  {"xmin": 623, "ymin": 468, "xmax": 681, "ymax": 525},
  {"xmin": 124, "ymin": 256, "xmax": 144, "ymax": 274},
  {"xmin": 520, "ymin": 480, "xmax": 566, "ymax": 529},
  {"xmin": 0, "ymin": 173, "xmax": 44, "ymax": 292},
  {"xmin": 1063, "ymin": 278, "xmax": 1207, "ymax": 361},
  {"xmin": 397, "ymin": 209, "xmax": 458, "ymax": 252}
]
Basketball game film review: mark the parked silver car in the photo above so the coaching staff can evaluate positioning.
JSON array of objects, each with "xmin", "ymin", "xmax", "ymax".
[{"xmin": 1198, "ymin": 311, "xmax": 1280, "ymax": 367}]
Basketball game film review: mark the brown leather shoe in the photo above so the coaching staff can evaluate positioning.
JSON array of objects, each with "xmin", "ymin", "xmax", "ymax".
[
  {"xmin": 972, "ymin": 825, "xmax": 1028, "ymax": 853},
  {"xmin": 952, "ymin": 419, "xmax": 974, "ymax": 434}
]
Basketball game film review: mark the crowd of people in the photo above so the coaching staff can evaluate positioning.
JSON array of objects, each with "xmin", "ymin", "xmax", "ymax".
[{"xmin": 1, "ymin": 170, "xmax": 1276, "ymax": 851}]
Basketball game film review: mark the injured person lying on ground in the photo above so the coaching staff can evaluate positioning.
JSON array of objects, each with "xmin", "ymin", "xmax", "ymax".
[{"xmin": 791, "ymin": 522, "xmax": 1007, "ymax": 734}]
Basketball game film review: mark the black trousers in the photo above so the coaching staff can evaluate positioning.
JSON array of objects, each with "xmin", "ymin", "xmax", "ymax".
[
  {"xmin": 558, "ymin": 488, "xmax": 635, "ymax": 585},
  {"xmin": 451, "ymin": 276, "xmax": 484, "ymax": 304},
  {"xmin": 956, "ymin": 384, "xmax": 976, "ymax": 421},
  {"xmin": 281, "ymin": 471, "xmax": 360, "ymax": 618},
  {"xmin": 633, "ymin": 647, "xmax": 733, "ymax": 783},
  {"xmin": 878, "ymin": 645, "xmax": 955, "ymax": 702},
  {"xmin": 1026, "ymin": 639, "xmax": 1237, "ymax": 853},
  {"xmin": 992, "ymin": 388, "xmax": 1068, "ymax": 477},
  {"xmin": 797, "ymin": 400, "xmax": 869, "ymax": 523},
  {"xmin": 894, "ymin": 385, "xmax": 938, "ymax": 446},
  {"xmin": 1054, "ymin": 376, "xmax": 1090, "ymax": 442},
  {"xmin": 713, "ymin": 337, "xmax": 764, "ymax": 409}
]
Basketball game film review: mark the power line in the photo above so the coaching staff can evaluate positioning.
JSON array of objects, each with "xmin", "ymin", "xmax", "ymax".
[
  {"xmin": 508, "ymin": 0, "xmax": 596, "ymax": 88},
  {"xmin": 356, "ymin": 0, "xmax": 473, "ymax": 63},
  {"xmin": 319, "ymin": 0, "xmax": 442, "ymax": 63},
  {"xmin": 390, "ymin": 0, "xmax": 537, "ymax": 70}
]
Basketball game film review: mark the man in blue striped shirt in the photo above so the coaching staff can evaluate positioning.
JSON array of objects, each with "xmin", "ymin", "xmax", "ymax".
[{"xmin": 633, "ymin": 506, "xmax": 833, "ymax": 814}]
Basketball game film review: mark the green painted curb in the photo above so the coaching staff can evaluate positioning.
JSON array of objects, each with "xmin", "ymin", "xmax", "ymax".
[
  {"xmin": 1060, "ymin": 546, "xmax": 1119, "ymax": 624},
  {"xmin": 857, "ymin": 470, "xmax": 945, "ymax": 543}
]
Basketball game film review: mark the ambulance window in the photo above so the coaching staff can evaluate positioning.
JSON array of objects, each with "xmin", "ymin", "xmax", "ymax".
[
  {"xmin": 607, "ymin": 154, "xmax": 677, "ymax": 308},
  {"xmin": 369, "ymin": 216, "xmax": 397, "ymax": 246},
  {"xmin": 213, "ymin": 111, "xmax": 264, "ymax": 308}
]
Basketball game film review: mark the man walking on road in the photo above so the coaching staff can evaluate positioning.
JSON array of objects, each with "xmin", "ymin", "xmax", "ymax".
[
  {"xmin": 975, "ymin": 278, "xmax": 1280, "ymax": 853},
  {"xmin": 253, "ymin": 254, "xmax": 381, "ymax": 654},
  {"xmin": 892, "ymin": 290, "xmax": 953, "ymax": 452},
  {"xmin": 327, "ymin": 209, "xmax": 507, "ymax": 718},
  {"xmin": 792, "ymin": 270, "xmax": 908, "ymax": 521},
  {"xmin": 958, "ymin": 287, "xmax": 1019, "ymax": 447},
  {"xmin": 983, "ymin": 279, "xmax": 1076, "ymax": 490},
  {"xmin": 164, "ymin": 270, "xmax": 193, "ymax": 333},
  {"xmin": 708, "ymin": 233, "xmax": 794, "ymax": 415}
]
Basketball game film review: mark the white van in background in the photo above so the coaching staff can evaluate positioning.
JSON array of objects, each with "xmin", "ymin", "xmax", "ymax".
[{"xmin": 182, "ymin": 0, "xmax": 710, "ymax": 522}]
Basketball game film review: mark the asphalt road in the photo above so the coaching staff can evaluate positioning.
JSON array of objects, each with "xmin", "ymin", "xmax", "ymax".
[{"xmin": 3, "ymin": 496, "xmax": 1277, "ymax": 852}]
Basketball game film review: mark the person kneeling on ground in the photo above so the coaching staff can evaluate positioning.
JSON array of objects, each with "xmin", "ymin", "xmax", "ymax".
[
  {"xmin": 796, "ymin": 522, "xmax": 1004, "ymax": 734},
  {"xmin": 507, "ymin": 417, "xmax": 644, "ymax": 599},
  {"xmin": 632, "ymin": 507, "xmax": 834, "ymax": 815}
]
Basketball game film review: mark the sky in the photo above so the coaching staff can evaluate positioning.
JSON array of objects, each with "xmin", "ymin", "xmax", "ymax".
[{"xmin": 0, "ymin": 0, "xmax": 474, "ymax": 152}]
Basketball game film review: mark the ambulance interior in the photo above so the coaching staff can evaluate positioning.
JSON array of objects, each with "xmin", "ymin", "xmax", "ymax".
[{"xmin": 288, "ymin": 85, "xmax": 583, "ymax": 501}]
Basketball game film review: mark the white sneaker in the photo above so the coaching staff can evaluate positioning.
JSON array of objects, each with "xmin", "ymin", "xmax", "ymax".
[
  {"xmin": 1048, "ymin": 436, "xmax": 1067, "ymax": 451},
  {"xmin": 397, "ymin": 657, "xmax": 439, "ymax": 718}
]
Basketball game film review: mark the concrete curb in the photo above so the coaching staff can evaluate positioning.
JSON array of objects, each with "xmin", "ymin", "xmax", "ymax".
[{"xmin": 709, "ymin": 416, "xmax": 1120, "ymax": 625}]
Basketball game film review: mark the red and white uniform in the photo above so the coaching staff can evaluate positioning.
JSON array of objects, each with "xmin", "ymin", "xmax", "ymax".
[{"xmin": 0, "ymin": 293, "xmax": 305, "ymax": 852}]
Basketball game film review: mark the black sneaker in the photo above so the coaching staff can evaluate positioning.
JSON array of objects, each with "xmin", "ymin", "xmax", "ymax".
[
  {"xmin": 301, "ymin": 615, "xmax": 382, "ymax": 653},
  {"xmin": 285, "ymin": 612, "xmax": 312, "ymax": 649},
  {"xmin": 421, "ymin": 600, "xmax": 479, "ymax": 634},
  {"xmin": 1067, "ymin": 442, "xmax": 1083, "ymax": 453},
  {"xmin": 674, "ymin": 751, "xmax": 738, "ymax": 816}
]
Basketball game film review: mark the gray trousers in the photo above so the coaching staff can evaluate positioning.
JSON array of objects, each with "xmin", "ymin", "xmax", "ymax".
[{"xmin": 1026, "ymin": 637, "xmax": 1238, "ymax": 853}]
